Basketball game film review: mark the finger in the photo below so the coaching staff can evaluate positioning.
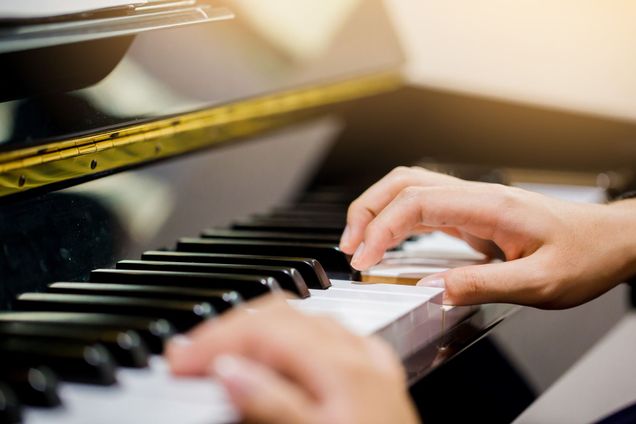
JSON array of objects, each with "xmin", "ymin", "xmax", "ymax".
[
  {"xmin": 212, "ymin": 354, "xmax": 315, "ymax": 424},
  {"xmin": 364, "ymin": 336, "xmax": 405, "ymax": 383},
  {"xmin": 460, "ymin": 232, "xmax": 505, "ymax": 260},
  {"xmin": 351, "ymin": 185, "xmax": 509, "ymax": 270},
  {"xmin": 417, "ymin": 255, "xmax": 547, "ymax": 305},
  {"xmin": 340, "ymin": 167, "xmax": 462, "ymax": 254},
  {"xmin": 166, "ymin": 296, "xmax": 334, "ymax": 397}
]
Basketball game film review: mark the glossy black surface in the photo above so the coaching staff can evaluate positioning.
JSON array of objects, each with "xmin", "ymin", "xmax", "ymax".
[
  {"xmin": 0, "ymin": 366, "xmax": 60, "ymax": 408},
  {"xmin": 0, "ymin": 313, "xmax": 175, "ymax": 354},
  {"xmin": 91, "ymin": 269, "xmax": 280, "ymax": 299},
  {"xmin": 0, "ymin": 0, "xmax": 402, "ymax": 151},
  {"xmin": 14, "ymin": 293, "xmax": 215, "ymax": 332},
  {"xmin": 141, "ymin": 251, "xmax": 332, "ymax": 289},
  {"xmin": 0, "ymin": 338, "xmax": 117, "ymax": 385},
  {"xmin": 0, "ymin": 383, "xmax": 22, "ymax": 423},
  {"xmin": 48, "ymin": 282, "xmax": 242, "ymax": 313},
  {"xmin": 201, "ymin": 228, "xmax": 341, "ymax": 244},
  {"xmin": 0, "ymin": 322, "xmax": 148, "ymax": 368},
  {"xmin": 403, "ymin": 304, "xmax": 520, "ymax": 385},
  {"xmin": 117, "ymin": 259, "xmax": 310, "ymax": 298},
  {"xmin": 177, "ymin": 238, "xmax": 356, "ymax": 280}
]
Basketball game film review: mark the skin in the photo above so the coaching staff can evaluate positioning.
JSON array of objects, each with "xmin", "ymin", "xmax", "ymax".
[
  {"xmin": 341, "ymin": 166, "xmax": 636, "ymax": 308},
  {"xmin": 166, "ymin": 295, "xmax": 419, "ymax": 424}
]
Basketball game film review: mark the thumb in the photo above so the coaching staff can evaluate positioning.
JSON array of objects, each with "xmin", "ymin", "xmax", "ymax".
[
  {"xmin": 417, "ymin": 256, "xmax": 545, "ymax": 306},
  {"xmin": 211, "ymin": 354, "xmax": 316, "ymax": 424}
]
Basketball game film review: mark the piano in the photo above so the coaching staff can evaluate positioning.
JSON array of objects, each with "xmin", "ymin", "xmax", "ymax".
[{"xmin": 3, "ymin": 1, "xmax": 604, "ymax": 422}]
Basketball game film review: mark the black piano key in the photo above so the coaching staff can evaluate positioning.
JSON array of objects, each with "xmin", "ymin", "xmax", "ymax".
[
  {"xmin": 254, "ymin": 210, "xmax": 346, "ymax": 221},
  {"xmin": 117, "ymin": 260, "xmax": 310, "ymax": 298},
  {"xmin": 0, "ymin": 366, "xmax": 60, "ymax": 407},
  {"xmin": 232, "ymin": 219, "xmax": 344, "ymax": 234},
  {"xmin": 296, "ymin": 189, "xmax": 354, "ymax": 204},
  {"xmin": 243, "ymin": 212, "xmax": 346, "ymax": 225},
  {"xmin": 177, "ymin": 238, "xmax": 358, "ymax": 280},
  {"xmin": 0, "ymin": 383, "xmax": 22, "ymax": 424},
  {"xmin": 201, "ymin": 228, "xmax": 341, "ymax": 244},
  {"xmin": 273, "ymin": 203, "xmax": 347, "ymax": 214},
  {"xmin": 0, "ymin": 322, "xmax": 148, "ymax": 368},
  {"xmin": 48, "ymin": 282, "xmax": 242, "ymax": 313},
  {"xmin": 14, "ymin": 293, "xmax": 214, "ymax": 333},
  {"xmin": 91, "ymin": 269, "xmax": 279, "ymax": 300},
  {"xmin": 142, "ymin": 251, "xmax": 332, "ymax": 289},
  {"xmin": 0, "ymin": 339, "xmax": 116, "ymax": 386},
  {"xmin": 0, "ymin": 312, "xmax": 173, "ymax": 354}
]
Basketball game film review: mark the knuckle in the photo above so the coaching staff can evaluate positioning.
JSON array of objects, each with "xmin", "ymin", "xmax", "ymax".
[
  {"xmin": 530, "ymin": 261, "xmax": 566, "ymax": 306},
  {"xmin": 390, "ymin": 166, "xmax": 411, "ymax": 177},
  {"xmin": 347, "ymin": 199, "xmax": 375, "ymax": 222},
  {"xmin": 365, "ymin": 220, "xmax": 395, "ymax": 243},
  {"xmin": 398, "ymin": 186, "xmax": 424, "ymax": 202},
  {"xmin": 495, "ymin": 185, "xmax": 523, "ymax": 210},
  {"xmin": 389, "ymin": 166, "xmax": 415, "ymax": 186},
  {"xmin": 535, "ymin": 281, "xmax": 562, "ymax": 306},
  {"xmin": 346, "ymin": 199, "xmax": 362, "ymax": 218}
]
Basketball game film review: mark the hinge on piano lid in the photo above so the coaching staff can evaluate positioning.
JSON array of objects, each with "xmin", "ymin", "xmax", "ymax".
[{"xmin": 0, "ymin": 71, "xmax": 404, "ymax": 199}]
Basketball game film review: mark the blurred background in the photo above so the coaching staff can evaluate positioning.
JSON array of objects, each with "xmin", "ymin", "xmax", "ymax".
[{"xmin": 388, "ymin": 0, "xmax": 636, "ymax": 122}]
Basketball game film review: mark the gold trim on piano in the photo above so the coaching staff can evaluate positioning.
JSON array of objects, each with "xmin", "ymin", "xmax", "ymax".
[{"xmin": 0, "ymin": 71, "xmax": 402, "ymax": 198}]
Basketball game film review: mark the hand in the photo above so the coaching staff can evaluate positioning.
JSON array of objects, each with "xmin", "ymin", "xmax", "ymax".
[
  {"xmin": 340, "ymin": 166, "xmax": 636, "ymax": 308},
  {"xmin": 166, "ymin": 295, "xmax": 419, "ymax": 424}
]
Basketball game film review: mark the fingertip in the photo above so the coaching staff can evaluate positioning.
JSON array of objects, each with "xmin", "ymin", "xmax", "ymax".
[
  {"xmin": 349, "ymin": 241, "xmax": 366, "ymax": 270},
  {"xmin": 339, "ymin": 225, "xmax": 352, "ymax": 251},
  {"xmin": 416, "ymin": 276, "xmax": 445, "ymax": 289},
  {"xmin": 210, "ymin": 354, "xmax": 256, "ymax": 400},
  {"xmin": 165, "ymin": 335, "xmax": 194, "ymax": 374}
]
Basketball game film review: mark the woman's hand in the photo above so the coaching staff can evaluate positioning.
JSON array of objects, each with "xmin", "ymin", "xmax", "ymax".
[
  {"xmin": 340, "ymin": 166, "xmax": 636, "ymax": 308},
  {"xmin": 166, "ymin": 295, "xmax": 419, "ymax": 424}
]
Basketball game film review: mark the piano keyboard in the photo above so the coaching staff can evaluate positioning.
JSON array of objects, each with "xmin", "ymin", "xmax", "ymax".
[{"xmin": 2, "ymin": 189, "xmax": 477, "ymax": 424}]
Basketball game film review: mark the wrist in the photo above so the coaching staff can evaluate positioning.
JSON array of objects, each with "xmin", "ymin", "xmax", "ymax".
[{"xmin": 606, "ymin": 200, "xmax": 636, "ymax": 281}]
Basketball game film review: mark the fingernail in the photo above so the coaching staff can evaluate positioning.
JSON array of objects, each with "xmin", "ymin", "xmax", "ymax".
[
  {"xmin": 351, "ymin": 241, "xmax": 366, "ymax": 267},
  {"xmin": 169, "ymin": 335, "xmax": 193, "ymax": 349},
  {"xmin": 210, "ymin": 355, "xmax": 256, "ymax": 396},
  {"xmin": 340, "ymin": 225, "xmax": 351, "ymax": 247},
  {"xmin": 417, "ymin": 277, "xmax": 445, "ymax": 289}
]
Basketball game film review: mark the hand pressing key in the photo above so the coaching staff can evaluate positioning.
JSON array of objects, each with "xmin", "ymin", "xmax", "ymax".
[
  {"xmin": 166, "ymin": 295, "xmax": 419, "ymax": 424},
  {"xmin": 340, "ymin": 166, "xmax": 636, "ymax": 309}
]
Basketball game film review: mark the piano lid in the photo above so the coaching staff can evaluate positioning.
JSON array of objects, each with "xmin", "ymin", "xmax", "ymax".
[
  {"xmin": 0, "ymin": 1, "xmax": 233, "ymax": 54},
  {"xmin": 0, "ymin": 0, "xmax": 404, "ymax": 199}
]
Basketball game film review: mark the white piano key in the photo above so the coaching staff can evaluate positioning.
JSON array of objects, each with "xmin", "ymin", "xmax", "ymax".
[
  {"xmin": 308, "ymin": 286, "xmax": 433, "ymax": 303},
  {"xmin": 399, "ymin": 232, "xmax": 486, "ymax": 261},
  {"xmin": 25, "ymin": 357, "xmax": 238, "ymax": 424},
  {"xmin": 331, "ymin": 280, "xmax": 443, "ymax": 297},
  {"xmin": 363, "ymin": 265, "xmax": 449, "ymax": 278}
]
